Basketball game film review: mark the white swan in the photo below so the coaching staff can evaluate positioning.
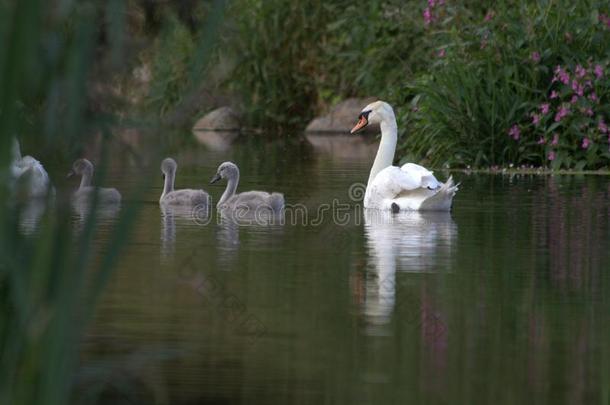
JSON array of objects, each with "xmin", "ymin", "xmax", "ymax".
[
  {"xmin": 350, "ymin": 101, "xmax": 458, "ymax": 211},
  {"xmin": 210, "ymin": 162, "xmax": 284, "ymax": 213},
  {"xmin": 159, "ymin": 158, "xmax": 210, "ymax": 208},
  {"xmin": 68, "ymin": 158, "xmax": 121, "ymax": 205},
  {"xmin": 10, "ymin": 139, "xmax": 51, "ymax": 198}
]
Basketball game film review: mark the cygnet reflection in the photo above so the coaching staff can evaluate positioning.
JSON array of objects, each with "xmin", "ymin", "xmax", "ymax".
[
  {"xmin": 216, "ymin": 214, "xmax": 240, "ymax": 266},
  {"xmin": 216, "ymin": 209, "xmax": 285, "ymax": 268},
  {"xmin": 72, "ymin": 200, "xmax": 121, "ymax": 233},
  {"xmin": 160, "ymin": 204, "xmax": 210, "ymax": 261}
]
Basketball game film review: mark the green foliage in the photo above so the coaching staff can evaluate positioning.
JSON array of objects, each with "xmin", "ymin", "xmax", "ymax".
[
  {"xmin": 228, "ymin": 0, "xmax": 433, "ymax": 132},
  {"xmin": 65, "ymin": 0, "xmax": 608, "ymax": 171},
  {"xmin": 399, "ymin": 0, "xmax": 610, "ymax": 169},
  {"xmin": 228, "ymin": 0, "xmax": 336, "ymax": 132},
  {"xmin": 141, "ymin": 1, "xmax": 227, "ymax": 122},
  {"xmin": 146, "ymin": 14, "xmax": 197, "ymax": 116}
]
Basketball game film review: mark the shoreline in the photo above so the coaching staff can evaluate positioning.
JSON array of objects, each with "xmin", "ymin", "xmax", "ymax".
[{"xmin": 446, "ymin": 167, "xmax": 610, "ymax": 176}]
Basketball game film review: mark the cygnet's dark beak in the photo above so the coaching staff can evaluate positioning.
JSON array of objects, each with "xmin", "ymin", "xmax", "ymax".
[{"xmin": 210, "ymin": 173, "xmax": 221, "ymax": 184}]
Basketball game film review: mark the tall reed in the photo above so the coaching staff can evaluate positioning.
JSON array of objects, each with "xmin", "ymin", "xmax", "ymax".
[{"xmin": 0, "ymin": 1, "xmax": 224, "ymax": 404}]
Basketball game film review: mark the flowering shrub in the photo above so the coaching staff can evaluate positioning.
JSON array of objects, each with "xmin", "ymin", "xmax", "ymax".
[
  {"xmin": 512, "ymin": 62, "xmax": 610, "ymax": 169},
  {"xmin": 399, "ymin": 1, "xmax": 610, "ymax": 170},
  {"xmin": 423, "ymin": 0, "xmax": 445, "ymax": 26}
]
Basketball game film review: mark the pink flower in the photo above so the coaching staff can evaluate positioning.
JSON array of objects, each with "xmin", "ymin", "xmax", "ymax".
[
  {"xmin": 575, "ymin": 64, "xmax": 586, "ymax": 78},
  {"xmin": 548, "ymin": 151, "xmax": 556, "ymax": 161},
  {"xmin": 599, "ymin": 120, "xmax": 608, "ymax": 134},
  {"xmin": 584, "ymin": 108, "xmax": 593, "ymax": 117},
  {"xmin": 589, "ymin": 92, "xmax": 598, "ymax": 102},
  {"xmin": 550, "ymin": 90, "xmax": 559, "ymax": 99},
  {"xmin": 551, "ymin": 133, "xmax": 559, "ymax": 145},
  {"xmin": 532, "ymin": 113, "xmax": 540, "ymax": 125},
  {"xmin": 508, "ymin": 124, "xmax": 521, "ymax": 140},
  {"xmin": 600, "ymin": 14, "xmax": 610, "ymax": 29},
  {"xmin": 555, "ymin": 106, "xmax": 570, "ymax": 122},
  {"xmin": 484, "ymin": 11, "xmax": 495, "ymax": 21},
  {"xmin": 423, "ymin": 7, "xmax": 433, "ymax": 25},
  {"xmin": 437, "ymin": 49, "xmax": 446, "ymax": 58},
  {"xmin": 570, "ymin": 95, "xmax": 579, "ymax": 104},
  {"xmin": 594, "ymin": 64, "xmax": 604, "ymax": 79},
  {"xmin": 571, "ymin": 80, "xmax": 584, "ymax": 96},
  {"xmin": 537, "ymin": 137, "xmax": 546, "ymax": 145},
  {"xmin": 530, "ymin": 51, "xmax": 541, "ymax": 63},
  {"xmin": 554, "ymin": 66, "xmax": 570, "ymax": 85},
  {"xmin": 540, "ymin": 103, "xmax": 550, "ymax": 115},
  {"xmin": 582, "ymin": 138, "xmax": 590, "ymax": 149}
]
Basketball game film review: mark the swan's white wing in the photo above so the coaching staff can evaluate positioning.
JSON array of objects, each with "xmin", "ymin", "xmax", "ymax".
[
  {"xmin": 162, "ymin": 189, "xmax": 209, "ymax": 206},
  {"xmin": 369, "ymin": 166, "xmax": 422, "ymax": 201},
  {"xmin": 12, "ymin": 156, "xmax": 50, "ymax": 197},
  {"xmin": 400, "ymin": 162, "xmax": 432, "ymax": 174},
  {"xmin": 367, "ymin": 165, "xmax": 455, "ymax": 211},
  {"xmin": 400, "ymin": 163, "xmax": 440, "ymax": 189},
  {"xmin": 11, "ymin": 157, "xmax": 30, "ymax": 178},
  {"xmin": 371, "ymin": 164, "xmax": 441, "ymax": 200},
  {"xmin": 73, "ymin": 186, "xmax": 121, "ymax": 205},
  {"xmin": 231, "ymin": 191, "xmax": 284, "ymax": 211},
  {"xmin": 10, "ymin": 163, "xmax": 26, "ymax": 179}
]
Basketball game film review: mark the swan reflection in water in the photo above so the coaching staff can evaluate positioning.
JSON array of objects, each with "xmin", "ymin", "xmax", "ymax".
[
  {"xmin": 161, "ymin": 204, "xmax": 210, "ymax": 261},
  {"xmin": 17, "ymin": 199, "xmax": 47, "ymax": 236},
  {"xmin": 15, "ymin": 196, "xmax": 119, "ymax": 237},
  {"xmin": 216, "ymin": 213, "xmax": 241, "ymax": 265},
  {"xmin": 361, "ymin": 209, "xmax": 457, "ymax": 324},
  {"xmin": 216, "ymin": 209, "xmax": 285, "ymax": 267},
  {"xmin": 72, "ymin": 200, "xmax": 121, "ymax": 233},
  {"xmin": 160, "ymin": 202, "xmax": 283, "ymax": 266}
]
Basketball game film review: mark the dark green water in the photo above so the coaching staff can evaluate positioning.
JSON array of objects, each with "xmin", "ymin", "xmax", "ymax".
[{"xmin": 74, "ymin": 134, "xmax": 610, "ymax": 405}]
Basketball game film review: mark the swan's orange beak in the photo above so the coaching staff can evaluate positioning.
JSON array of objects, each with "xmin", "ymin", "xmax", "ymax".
[{"xmin": 350, "ymin": 115, "xmax": 368, "ymax": 134}]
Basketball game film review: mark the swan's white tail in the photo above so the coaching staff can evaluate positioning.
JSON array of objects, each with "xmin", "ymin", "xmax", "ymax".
[{"xmin": 419, "ymin": 176, "xmax": 458, "ymax": 211}]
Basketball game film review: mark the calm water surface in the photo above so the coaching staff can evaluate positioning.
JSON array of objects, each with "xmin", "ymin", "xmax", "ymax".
[{"xmin": 74, "ymin": 134, "xmax": 610, "ymax": 405}]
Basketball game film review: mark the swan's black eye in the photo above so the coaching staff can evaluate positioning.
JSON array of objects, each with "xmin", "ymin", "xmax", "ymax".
[{"xmin": 359, "ymin": 110, "xmax": 371, "ymax": 120}]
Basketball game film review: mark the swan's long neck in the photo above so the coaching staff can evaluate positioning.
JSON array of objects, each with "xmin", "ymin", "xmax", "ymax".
[
  {"xmin": 80, "ymin": 167, "xmax": 93, "ymax": 189},
  {"xmin": 219, "ymin": 172, "xmax": 239, "ymax": 206},
  {"xmin": 162, "ymin": 170, "xmax": 175, "ymax": 199},
  {"xmin": 12, "ymin": 139, "xmax": 22, "ymax": 162},
  {"xmin": 367, "ymin": 117, "xmax": 398, "ymax": 189}
]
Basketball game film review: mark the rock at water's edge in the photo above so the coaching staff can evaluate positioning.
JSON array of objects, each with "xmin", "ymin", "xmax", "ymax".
[
  {"xmin": 193, "ymin": 107, "xmax": 241, "ymax": 131},
  {"xmin": 305, "ymin": 97, "xmax": 379, "ymax": 133}
]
